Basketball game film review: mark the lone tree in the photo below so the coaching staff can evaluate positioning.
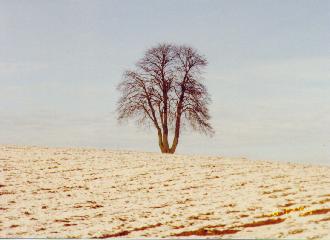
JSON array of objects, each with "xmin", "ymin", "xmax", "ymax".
[{"xmin": 117, "ymin": 43, "xmax": 214, "ymax": 154}]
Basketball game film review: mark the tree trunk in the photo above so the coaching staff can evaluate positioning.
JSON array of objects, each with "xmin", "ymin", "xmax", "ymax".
[
  {"xmin": 162, "ymin": 87, "xmax": 170, "ymax": 152},
  {"xmin": 157, "ymin": 128, "xmax": 164, "ymax": 153},
  {"xmin": 162, "ymin": 129, "xmax": 170, "ymax": 152},
  {"xmin": 170, "ymin": 87, "xmax": 185, "ymax": 154},
  {"xmin": 170, "ymin": 114, "xmax": 181, "ymax": 153},
  {"xmin": 157, "ymin": 128, "xmax": 172, "ymax": 153}
]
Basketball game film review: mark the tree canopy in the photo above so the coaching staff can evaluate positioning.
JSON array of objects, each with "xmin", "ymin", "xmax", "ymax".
[{"xmin": 117, "ymin": 43, "xmax": 214, "ymax": 153}]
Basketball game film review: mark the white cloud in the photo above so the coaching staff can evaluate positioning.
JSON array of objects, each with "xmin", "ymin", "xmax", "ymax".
[
  {"xmin": 0, "ymin": 62, "xmax": 48, "ymax": 75},
  {"xmin": 213, "ymin": 57, "xmax": 330, "ymax": 85}
]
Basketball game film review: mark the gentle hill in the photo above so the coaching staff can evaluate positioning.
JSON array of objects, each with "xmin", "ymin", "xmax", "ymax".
[{"xmin": 1, "ymin": 145, "xmax": 329, "ymax": 238}]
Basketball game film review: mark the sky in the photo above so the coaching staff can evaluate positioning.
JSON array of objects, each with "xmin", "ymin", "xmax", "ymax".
[{"xmin": 0, "ymin": 0, "xmax": 329, "ymax": 164}]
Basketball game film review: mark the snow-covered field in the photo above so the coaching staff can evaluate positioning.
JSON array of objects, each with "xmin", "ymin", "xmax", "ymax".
[{"xmin": 1, "ymin": 145, "xmax": 329, "ymax": 239}]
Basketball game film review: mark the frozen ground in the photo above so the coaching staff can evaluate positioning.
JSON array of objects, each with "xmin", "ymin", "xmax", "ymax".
[{"xmin": 0, "ymin": 145, "xmax": 329, "ymax": 239}]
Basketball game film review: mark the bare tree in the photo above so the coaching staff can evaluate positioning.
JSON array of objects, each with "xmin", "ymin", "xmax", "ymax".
[{"xmin": 117, "ymin": 43, "xmax": 214, "ymax": 154}]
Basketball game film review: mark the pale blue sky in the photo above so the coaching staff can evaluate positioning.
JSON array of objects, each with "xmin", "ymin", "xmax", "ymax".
[{"xmin": 0, "ymin": 0, "xmax": 329, "ymax": 164}]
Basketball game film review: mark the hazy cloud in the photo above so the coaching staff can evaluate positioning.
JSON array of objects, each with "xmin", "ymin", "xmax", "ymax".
[{"xmin": 0, "ymin": 62, "xmax": 48, "ymax": 75}]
